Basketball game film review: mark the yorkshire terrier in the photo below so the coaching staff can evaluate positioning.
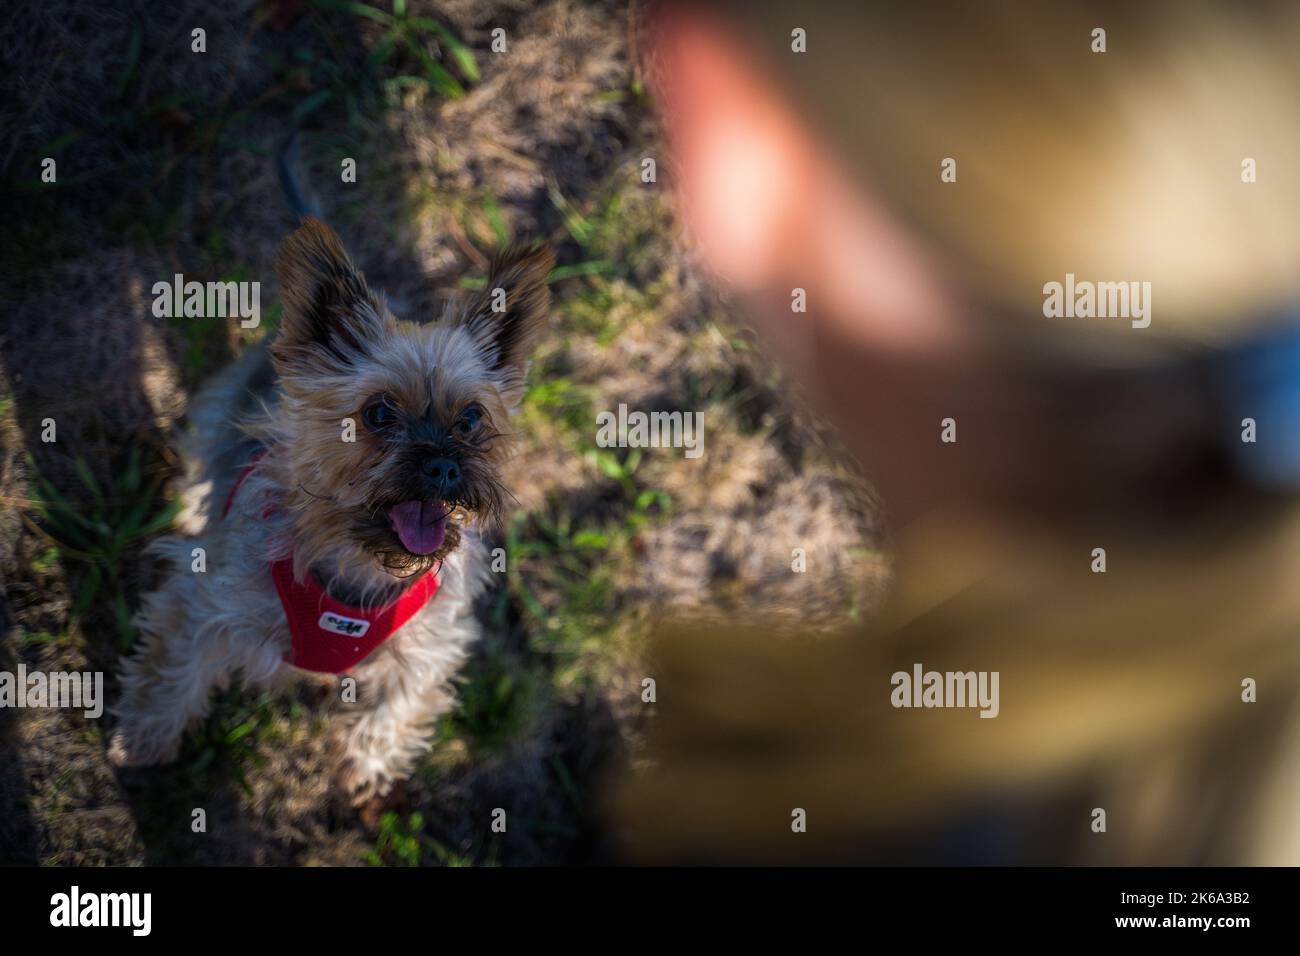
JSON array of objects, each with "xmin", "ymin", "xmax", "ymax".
[{"xmin": 108, "ymin": 218, "xmax": 552, "ymax": 803}]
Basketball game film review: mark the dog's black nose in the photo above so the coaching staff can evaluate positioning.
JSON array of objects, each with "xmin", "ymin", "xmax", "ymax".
[{"xmin": 421, "ymin": 456, "xmax": 461, "ymax": 494}]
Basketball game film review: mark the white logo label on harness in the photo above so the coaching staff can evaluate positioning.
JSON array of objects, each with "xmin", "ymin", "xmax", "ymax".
[{"xmin": 318, "ymin": 612, "xmax": 370, "ymax": 637}]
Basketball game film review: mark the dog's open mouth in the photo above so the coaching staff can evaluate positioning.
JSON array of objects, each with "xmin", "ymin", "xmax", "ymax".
[{"xmin": 387, "ymin": 500, "xmax": 452, "ymax": 555}]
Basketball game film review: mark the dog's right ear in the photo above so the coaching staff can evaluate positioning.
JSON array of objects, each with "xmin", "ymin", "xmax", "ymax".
[{"xmin": 273, "ymin": 217, "xmax": 384, "ymax": 370}]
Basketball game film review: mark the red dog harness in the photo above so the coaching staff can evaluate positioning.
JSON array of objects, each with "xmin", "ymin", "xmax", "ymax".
[{"xmin": 222, "ymin": 456, "xmax": 439, "ymax": 674}]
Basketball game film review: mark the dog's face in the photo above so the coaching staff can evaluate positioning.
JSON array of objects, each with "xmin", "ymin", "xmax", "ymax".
[{"xmin": 270, "ymin": 217, "xmax": 551, "ymax": 577}]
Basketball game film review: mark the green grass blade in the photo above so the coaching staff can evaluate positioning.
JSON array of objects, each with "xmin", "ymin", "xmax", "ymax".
[
  {"xmin": 407, "ymin": 41, "xmax": 465, "ymax": 98},
  {"xmin": 481, "ymin": 187, "xmax": 510, "ymax": 246},
  {"xmin": 546, "ymin": 260, "xmax": 613, "ymax": 283},
  {"xmin": 408, "ymin": 19, "xmax": 480, "ymax": 83},
  {"xmin": 70, "ymin": 565, "xmax": 103, "ymax": 619},
  {"xmin": 293, "ymin": 89, "xmax": 335, "ymax": 123},
  {"xmin": 73, "ymin": 458, "xmax": 105, "ymax": 506},
  {"xmin": 120, "ymin": 445, "xmax": 142, "ymax": 494},
  {"xmin": 114, "ymin": 20, "xmax": 144, "ymax": 100},
  {"xmin": 135, "ymin": 498, "xmax": 182, "ymax": 537},
  {"xmin": 332, "ymin": 1, "xmax": 395, "ymax": 26}
]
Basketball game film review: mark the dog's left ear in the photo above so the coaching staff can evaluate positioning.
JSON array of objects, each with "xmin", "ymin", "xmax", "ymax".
[{"xmin": 460, "ymin": 244, "xmax": 554, "ymax": 389}]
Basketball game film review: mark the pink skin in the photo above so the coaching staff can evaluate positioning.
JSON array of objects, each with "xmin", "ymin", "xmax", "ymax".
[
  {"xmin": 650, "ymin": 10, "xmax": 1043, "ymax": 528},
  {"xmin": 388, "ymin": 500, "xmax": 450, "ymax": 555},
  {"xmin": 651, "ymin": 11, "xmax": 968, "ymax": 362}
]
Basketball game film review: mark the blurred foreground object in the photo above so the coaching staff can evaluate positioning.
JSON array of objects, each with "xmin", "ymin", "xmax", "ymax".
[
  {"xmin": 609, "ymin": 0, "xmax": 1300, "ymax": 863},
  {"xmin": 612, "ymin": 505, "xmax": 1300, "ymax": 863}
]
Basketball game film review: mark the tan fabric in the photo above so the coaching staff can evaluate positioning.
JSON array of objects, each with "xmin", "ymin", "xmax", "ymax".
[{"xmin": 614, "ymin": 504, "xmax": 1300, "ymax": 863}]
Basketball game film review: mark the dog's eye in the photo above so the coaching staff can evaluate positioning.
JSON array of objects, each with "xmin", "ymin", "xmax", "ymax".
[
  {"xmin": 362, "ymin": 399, "xmax": 397, "ymax": 431},
  {"xmin": 456, "ymin": 405, "xmax": 482, "ymax": 436}
]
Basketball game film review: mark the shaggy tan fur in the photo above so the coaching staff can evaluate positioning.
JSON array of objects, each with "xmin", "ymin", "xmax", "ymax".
[{"xmin": 108, "ymin": 219, "xmax": 553, "ymax": 803}]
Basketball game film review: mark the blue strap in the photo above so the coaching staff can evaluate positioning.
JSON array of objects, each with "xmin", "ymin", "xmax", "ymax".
[{"xmin": 1219, "ymin": 320, "xmax": 1300, "ymax": 488}]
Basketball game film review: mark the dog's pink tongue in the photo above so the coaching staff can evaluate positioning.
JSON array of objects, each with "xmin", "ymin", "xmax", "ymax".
[{"xmin": 389, "ymin": 500, "xmax": 448, "ymax": 555}]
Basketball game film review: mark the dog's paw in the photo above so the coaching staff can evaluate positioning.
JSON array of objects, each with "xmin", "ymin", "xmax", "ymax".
[
  {"xmin": 334, "ymin": 753, "xmax": 394, "ymax": 807},
  {"xmin": 106, "ymin": 728, "xmax": 177, "ymax": 768}
]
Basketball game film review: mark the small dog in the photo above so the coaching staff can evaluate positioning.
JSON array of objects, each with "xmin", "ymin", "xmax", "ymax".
[{"xmin": 108, "ymin": 218, "xmax": 552, "ymax": 803}]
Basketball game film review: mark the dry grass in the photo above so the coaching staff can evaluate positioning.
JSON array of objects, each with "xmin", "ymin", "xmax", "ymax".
[{"xmin": 0, "ymin": 0, "xmax": 884, "ymax": 865}]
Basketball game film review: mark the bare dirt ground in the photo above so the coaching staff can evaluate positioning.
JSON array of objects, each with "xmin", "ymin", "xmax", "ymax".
[{"xmin": 0, "ymin": 0, "xmax": 884, "ymax": 865}]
